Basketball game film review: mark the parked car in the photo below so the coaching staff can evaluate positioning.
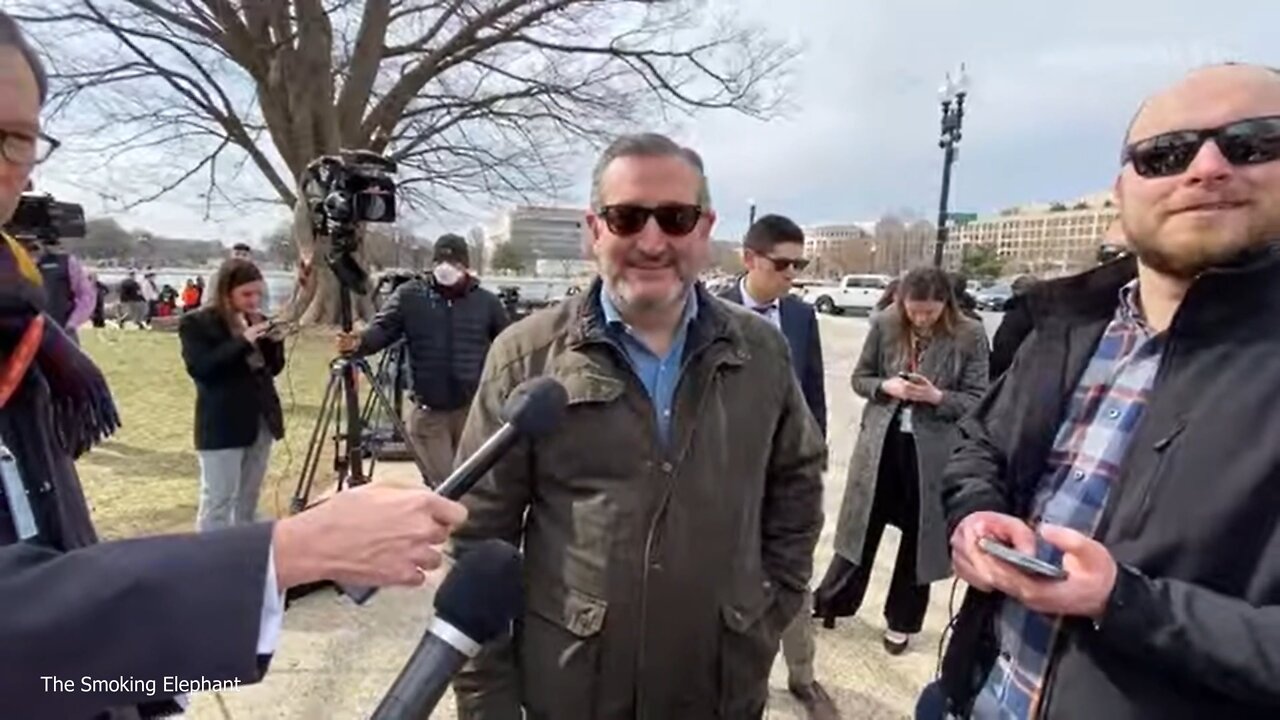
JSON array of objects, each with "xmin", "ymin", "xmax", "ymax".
[
  {"xmin": 973, "ymin": 282, "xmax": 1013, "ymax": 311},
  {"xmin": 800, "ymin": 274, "xmax": 892, "ymax": 315}
]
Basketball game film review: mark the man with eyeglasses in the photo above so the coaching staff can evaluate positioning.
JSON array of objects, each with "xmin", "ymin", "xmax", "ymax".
[
  {"xmin": 718, "ymin": 214, "xmax": 835, "ymax": 720},
  {"xmin": 918, "ymin": 64, "xmax": 1280, "ymax": 719},
  {"xmin": 0, "ymin": 12, "xmax": 471, "ymax": 717},
  {"xmin": 451, "ymin": 132, "xmax": 826, "ymax": 719}
]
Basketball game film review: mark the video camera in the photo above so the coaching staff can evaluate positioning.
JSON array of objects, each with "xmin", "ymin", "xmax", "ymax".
[
  {"xmin": 301, "ymin": 150, "xmax": 397, "ymax": 248},
  {"xmin": 300, "ymin": 150, "xmax": 397, "ymax": 295},
  {"xmin": 4, "ymin": 193, "xmax": 86, "ymax": 243}
]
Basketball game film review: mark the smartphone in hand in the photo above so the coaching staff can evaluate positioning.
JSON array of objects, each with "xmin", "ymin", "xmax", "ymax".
[{"xmin": 978, "ymin": 537, "xmax": 1068, "ymax": 580}]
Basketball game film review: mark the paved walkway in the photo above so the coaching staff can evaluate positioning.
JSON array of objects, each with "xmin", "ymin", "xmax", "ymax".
[{"xmin": 190, "ymin": 313, "xmax": 994, "ymax": 719}]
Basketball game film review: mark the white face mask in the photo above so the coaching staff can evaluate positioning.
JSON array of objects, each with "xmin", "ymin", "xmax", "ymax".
[{"xmin": 433, "ymin": 262, "xmax": 464, "ymax": 287}]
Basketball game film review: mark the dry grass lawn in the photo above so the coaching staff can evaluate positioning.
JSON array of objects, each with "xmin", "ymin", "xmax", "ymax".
[{"xmin": 77, "ymin": 326, "xmax": 341, "ymax": 539}]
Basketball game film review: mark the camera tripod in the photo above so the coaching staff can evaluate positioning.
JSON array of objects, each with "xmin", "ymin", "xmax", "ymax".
[
  {"xmin": 287, "ymin": 281, "xmax": 431, "ymax": 516},
  {"xmin": 359, "ymin": 339, "xmax": 414, "ymax": 462}
]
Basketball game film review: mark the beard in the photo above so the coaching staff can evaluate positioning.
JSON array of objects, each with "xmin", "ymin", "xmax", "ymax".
[
  {"xmin": 610, "ymin": 273, "xmax": 691, "ymax": 314},
  {"xmin": 604, "ymin": 253, "xmax": 697, "ymax": 316},
  {"xmin": 1125, "ymin": 214, "xmax": 1271, "ymax": 279}
]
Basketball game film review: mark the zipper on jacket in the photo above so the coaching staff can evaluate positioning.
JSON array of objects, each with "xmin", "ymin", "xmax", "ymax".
[
  {"xmin": 636, "ymin": 340, "xmax": 723, "ymax": 720},
  {"xmin": 444, "ymin": 297, "xmax": 455, "ymax": 407}
]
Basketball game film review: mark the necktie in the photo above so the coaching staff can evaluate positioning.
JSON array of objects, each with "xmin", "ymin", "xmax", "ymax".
[{"xmin": 753, "ymin": 305, "xmax": 772, "ymax": 315}]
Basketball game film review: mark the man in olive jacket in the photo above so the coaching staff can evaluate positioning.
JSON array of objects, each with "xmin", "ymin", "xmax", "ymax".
[{"xmin": 451, "ymin": 133, "xmax": 826, "ymax": 720}]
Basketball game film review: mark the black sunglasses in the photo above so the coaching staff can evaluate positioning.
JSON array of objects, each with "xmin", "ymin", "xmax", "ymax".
[
  {"xmin": 1122, "ymin": 115, "xmax": 1280, "ymax": 178},
  {"xmin": 762, "ymin": 255, "xmax": 810, "ymax": 272},
  {"xmin": 597, "ymin": 203, "xmax": 702, "ymax": 237}
]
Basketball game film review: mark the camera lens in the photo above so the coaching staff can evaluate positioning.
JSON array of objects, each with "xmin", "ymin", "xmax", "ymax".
[{"xmin": 324, "ymin": 192, "xmax": 352, "ymax": 220}]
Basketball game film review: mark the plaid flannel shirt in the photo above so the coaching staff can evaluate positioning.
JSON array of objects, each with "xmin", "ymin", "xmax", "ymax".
[{"xmin": 972, "ymin": 280, "xmax": 1164, "ymax": 720}]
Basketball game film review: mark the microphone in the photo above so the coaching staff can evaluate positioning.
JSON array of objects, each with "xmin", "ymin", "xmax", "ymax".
[
  {"xmin": 369, "ymin": 538, "xmax": 523, "ymax": 720},
  {"xmin": 435, "ymin": 375, "xmax": 568, "ymax": 500},
  {"xmin": 342, "ymin": 376, "xmax": 566, "ymax": 605}
]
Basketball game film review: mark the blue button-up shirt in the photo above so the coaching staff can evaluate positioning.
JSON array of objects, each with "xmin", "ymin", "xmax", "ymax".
[
  {"xmin": 599, "ymin": 288, "xmax": 698, "ymax": 446},
  {"xmin": 973, "ymin": 280, "xmax": 1164, "ymax": 720}
]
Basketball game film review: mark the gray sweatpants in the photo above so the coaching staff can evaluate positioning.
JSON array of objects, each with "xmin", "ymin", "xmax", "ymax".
[{"xmin": 196, "ymin": 423, "xmax": 272, "ymax": 531}]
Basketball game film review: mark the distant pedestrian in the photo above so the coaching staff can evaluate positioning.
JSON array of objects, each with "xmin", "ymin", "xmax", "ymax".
[
  {"xmin": 815, "ymin": 265, "xmax": 989, "ymax": 655},
  {"xmin": 179, "ymin": 260, "xmax": 285, "ymax": 531},
  {"xmin": 89, "ymin": 273, "xmax": 107, "ymax": 328},
  {"xmin": 116, "ymin": 271, "xmax": 147, "ymax": 329}
]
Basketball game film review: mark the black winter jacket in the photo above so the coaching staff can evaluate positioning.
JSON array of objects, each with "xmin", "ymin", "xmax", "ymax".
[
  {"xmin": 179, "ymin": 308, "xmax": 285, "ymax": 451},
  {"xmin": 939, "ymin": 245, "xmax": 1280, "ymax": 719},
  {"xmin": 357, "ymin": 276, "xmax": 508, "ymax": 411}
]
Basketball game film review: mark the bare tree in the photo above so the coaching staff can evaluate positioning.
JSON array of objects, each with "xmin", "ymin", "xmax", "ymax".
[{"xmin": 15, "ymin": 0, "xmax": 796, "ymax": 324}]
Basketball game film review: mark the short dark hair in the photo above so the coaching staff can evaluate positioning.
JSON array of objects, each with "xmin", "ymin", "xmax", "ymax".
[
  {"xmin": 590, "ymin": 133, "xmax": 711, "ymax": 208},
  {"xmin": 231, "ymin": 242, "xmax": 252, "ymax": 253},
  {"xmin": 743, "ymin": 214, "xmax": 804, "ymax": 254},
  {"xmin": 0, "ymin": 11, "xmax": 49, "ymax": 105}
]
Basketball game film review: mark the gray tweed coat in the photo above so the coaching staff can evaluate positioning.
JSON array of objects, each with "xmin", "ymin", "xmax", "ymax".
[{"xmin": 833, "ymin": 310, "xmax": 990, "ymax": 584}]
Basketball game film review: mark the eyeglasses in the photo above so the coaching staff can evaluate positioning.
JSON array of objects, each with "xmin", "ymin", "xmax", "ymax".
[
  {"xmin": 762, "ymin": 256, "xmax": 809, "ymax": 272},
  {"xmin": 0, "ymin": 129, "xmax": 60, "ymax": 166},
  {"xmin": 1122, "ymin": 115, "xmax": 1280, "ymax": 178},
  {"xmin": 596, "ymin": 203, "xmax": 702, "ymax": 237}
]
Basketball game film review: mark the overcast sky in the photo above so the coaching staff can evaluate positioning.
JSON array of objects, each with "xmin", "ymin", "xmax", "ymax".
[{"xmin": 29, "ymin": 0, "xmax": 1277, "ymax": 246}]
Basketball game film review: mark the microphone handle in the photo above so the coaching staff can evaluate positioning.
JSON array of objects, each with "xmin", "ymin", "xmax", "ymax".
[
  {"xmin": 341, "ymin": 422, "xmax": 520, "ymax": 605},
  {"xmin": 368, "ymin": 631, "xmax": 469, "ymax": 720},
  {"xmin": 436, "ymin": 422, "xmax": 518, "ymax": 500}
]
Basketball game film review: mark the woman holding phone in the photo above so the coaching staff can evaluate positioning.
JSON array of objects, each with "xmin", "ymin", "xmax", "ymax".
[
  {"xmin": 179, "ymin": 259, "xmax": 286, "ymax": 531},
  {"xmin": 814, "ymin": 266, "xmax": 990, "ymax": 654}
]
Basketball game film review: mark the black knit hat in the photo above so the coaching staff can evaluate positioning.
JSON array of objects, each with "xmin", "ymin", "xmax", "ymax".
[{"xmin": 434, "ymin": 233, "xmax": 470, "ymax": 266}]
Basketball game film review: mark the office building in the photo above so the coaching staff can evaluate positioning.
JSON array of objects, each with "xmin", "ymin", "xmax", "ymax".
[
  {"xmin": 943, "ymin": 191, "xmax": 1120, "ymax": 275},
  {"xmin": 485, "ymin": 205, "xmax": 590, "ymax": 272}
]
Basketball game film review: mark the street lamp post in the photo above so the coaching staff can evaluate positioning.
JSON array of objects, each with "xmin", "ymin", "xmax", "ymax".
[{"xmin": 933, "ymin": 64, "xmax": 969, "ymax": 267}]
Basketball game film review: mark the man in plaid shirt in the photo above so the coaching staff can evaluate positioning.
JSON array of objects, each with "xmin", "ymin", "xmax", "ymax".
[
  {"xmin": 969, "ymin": 281, "xmax": 1162, "ymax": 719},
  {"xmin": 922, "ymin": 64, "xmax": 1280, "ymax": 719}
]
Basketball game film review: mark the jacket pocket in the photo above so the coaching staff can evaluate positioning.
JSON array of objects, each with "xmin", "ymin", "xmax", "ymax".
[
  {"xmin": 519, "ymin": 580, "xmax": 608, "ymax": 718},
  {"xmin": 718, "ymin": 581, "xmax": 788, "ymax": 718}
]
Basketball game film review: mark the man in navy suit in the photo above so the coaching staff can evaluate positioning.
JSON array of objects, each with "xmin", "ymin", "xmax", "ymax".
[{"xmin": 719, "ymin": 214, "xmax": 833, "ymax": 720}]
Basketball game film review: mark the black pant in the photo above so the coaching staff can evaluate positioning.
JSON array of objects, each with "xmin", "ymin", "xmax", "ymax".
[{"xmin": 815, "ymin": 420, "xmax": 931, "ymax": 633}]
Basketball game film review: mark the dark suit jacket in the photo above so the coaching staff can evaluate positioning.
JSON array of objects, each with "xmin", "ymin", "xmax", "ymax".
[
  {"xmin": 719, "ymin": 281, "xmax": 827, "ymax": 435},
  {"xmin": 0, "ymin": 523, "xmax": 274, "ymax": 719},
  {"xmin": 179, "ymin": 308, "xmax": 285, "ymax": 450}
]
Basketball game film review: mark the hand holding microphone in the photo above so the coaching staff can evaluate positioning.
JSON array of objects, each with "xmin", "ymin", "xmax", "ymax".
[
  {"xmin": 340, "ymin": 375, "xmax": 567, "ymax": 604},
  {"xmin": 272, "ymin": 484, "xmax": 469, "ymax": 592}
]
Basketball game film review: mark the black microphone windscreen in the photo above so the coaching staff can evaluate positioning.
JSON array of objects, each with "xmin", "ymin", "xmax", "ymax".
[
  {"xmin": 435, "ymin": 539, "xmax": 523, "ymax": 644},
  {"xmin": 500, "ymin": 376, "xmax": 568, "ymax": 438}
]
